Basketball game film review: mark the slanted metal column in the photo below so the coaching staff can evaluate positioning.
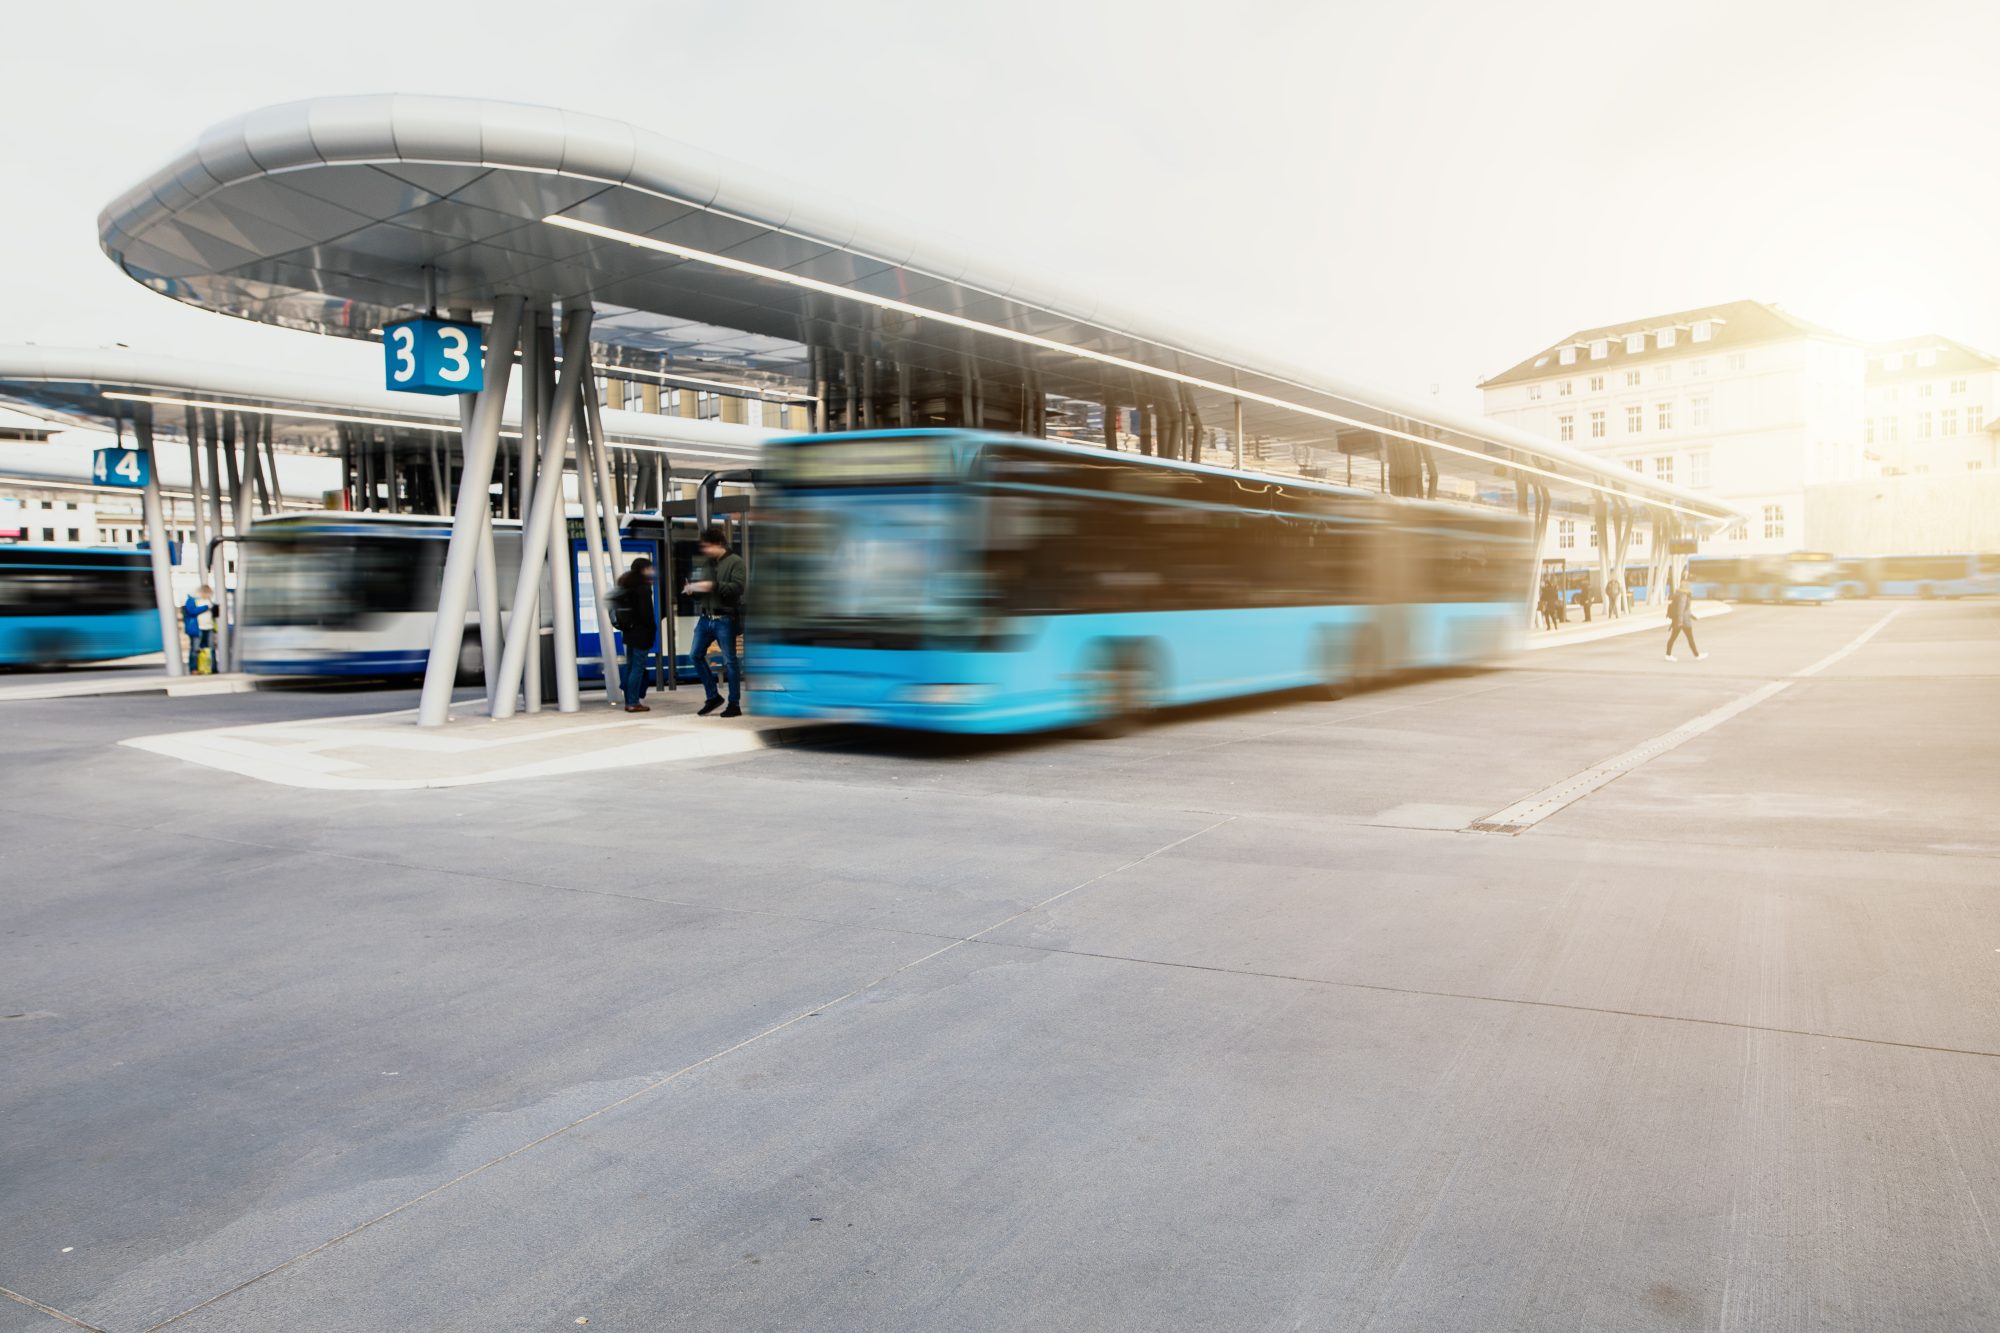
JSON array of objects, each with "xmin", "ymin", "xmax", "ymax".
[
  {"xmin": 418, "ymin": 296, "xmax": 524, "ymax": 727},
  {"xmin": 491, "ymin": 306, "xmax": 593, "ymax": 721},
  {"xmin": 573, "ymin": 401, "xmax": 619, "ymax": 707},
  {"xmin": 1233, "ymin": 401, "xmax": 1245, "ymax": 469},
  {"xmin": 201, "ymin": 410, "xmax": 230, "ymax": 674},
  {"xmin": 128, "ymin": 409, "xmax": 183, "ymax": 676},
  {"xmin": 541, "ymin": 316, "xmax": 581, "ymax": 714},
  {"xmin": 517, "ymin": 312, "xmax": 547, "ymax": 713},
  {"xmin": 229, "ymin": 413, "xmax": 259, "ymax": 671},
  {"xmin": 583, "ymin": 380, "xmax": 630, "ymax": 694},
  {"xmin": 263, "ymin": 424, "xmax": 284, "ymax": 509}
]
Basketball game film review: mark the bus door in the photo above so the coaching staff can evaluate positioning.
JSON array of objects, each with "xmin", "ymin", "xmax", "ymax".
[{"xmin": 568, "ymin": 522, "xmax": 661, "ymax": 684}]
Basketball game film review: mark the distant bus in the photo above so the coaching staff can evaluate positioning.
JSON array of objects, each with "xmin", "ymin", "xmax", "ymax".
[
  {"xmin": 235, "ymin": 509, "xmax": 732, "ymax": 682},
  {"xmin": 0, "ymin": 546, "xmax": 161, "ymax": 666},
  {"xmin": 1685, "ymin": 552, "xmax": 1839, "ymax": 603},
  {"xmin": 753, "ymin": 430, "xmax": 1535, "ymax": 734},
  {"xmin": 1839, "ymin": 553, "xmax": 2000, "ymax": 599}
]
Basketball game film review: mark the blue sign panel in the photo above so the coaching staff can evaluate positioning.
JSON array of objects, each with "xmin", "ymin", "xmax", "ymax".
[
  {"xmin": 383, "ymin": 318, "xmax": 485, "ymax": 396},
  {"xmin": 92, "ymin": 448, "xmax": 150, "ymax": 489}
]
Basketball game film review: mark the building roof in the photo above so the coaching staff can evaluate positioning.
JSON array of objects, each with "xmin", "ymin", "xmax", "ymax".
[
  {"xmin": 1478, "ymin": 299, "xmax": 1861, "ymax": 390},
  {"xmin": 1864, "ymin": 334, "xmax": 2000, "ymax": 383},
  {"xmin": 95, "ymin": 94, "xmax": 1742, "ymax": 529},
  {"xmin": 0, "ymin": 345, "xmax": 769, "ymax": 474}
]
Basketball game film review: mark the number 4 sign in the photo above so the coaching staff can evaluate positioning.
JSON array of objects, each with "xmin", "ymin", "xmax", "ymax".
[
  {"xmin": 92, "ymin": 448, "xmax": 150, "ymax": 489},
  {"xmin": 383, "ymin": 318, "xmax": 486, "ymax": 396}
]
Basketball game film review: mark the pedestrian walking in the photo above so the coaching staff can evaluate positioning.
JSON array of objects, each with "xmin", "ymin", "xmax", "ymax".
[
  {"xmin": 1664, "ymin": 582, "xmax": 1706, "ymax": 661},
  {"xmin": 1540, "ymin": 579, "xmax": 1563, "ymax": 630},
  {"xmin": 1578, "ymin": 578, "xmax": 1595, "ymax": 624},
  {"xmin": 181, "ymin": 584, "xmax": 213, "ymax": 674},
  {"xmin": 611, "ymin": 557, "xmax": 658, "ymax": 712},
  {"xmin": 685, "ymin": 525, "xmax": 747, "ymax": 717}
]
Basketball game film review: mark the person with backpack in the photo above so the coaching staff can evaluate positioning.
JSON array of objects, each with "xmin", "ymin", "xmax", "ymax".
[
  {"xmin": 1664, "ymin": 581, "xmax": 1707, "ymax": 662},
  {"xmin": 611, "ymin": 557, "xmax": 657, "ymax": 712},
  {"xmin": 685, "ymin": 525, "xmax": 747, "ymax": 717}
]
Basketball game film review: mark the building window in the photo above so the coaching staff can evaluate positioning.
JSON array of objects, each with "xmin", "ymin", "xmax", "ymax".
[
  {"xmin": 1589, "ymin": 410, "xmax": 1606, "ymax": 438},
  {"xmin": 1917, "ymin": 411, "xmax": 1933, "ymax": 439},
  {"xmin": 1527, "ymin": 383, "xmax": 1542, "ymax": 400},
  {"xmin": 1657, "ymin": 402, "xmax": 1674, "ymax": 430},
  {"xmin": 1971, "ymin": 461, "xmax": 1986, "ymax": 471},
  {"xmin": 1886, "ymin": 416, "xmax": 1901, "ymax": 442},
  {"xmin": 697, "ymin": 391, "xmax": 719, "ymax": 420},
  {"xmin": 1917, "ymin": 348, "xmax": 1937, "ymax": 367},
  {"xmin": 66, "ymin": 528, "xmax": 80, "ymax": 542},
  {"xmin": 1559, "ymin": 380, "xmax": 1573, "ymax": 397},
  {"xmin": 1971, "ymin": 405, "xmax": 1986, "ymax": 432},
  {"xmin": 1624, "ymin": 332, "xmax": 1645, "ymax": 354},
  {"xmin": 1692, "ymin": 319, "xmax": 1713, "ymax": 342},
  {"xmin": 1590, "ymin": 339, "xmax": 1609, "ymax": 360},
  {"xmin": 1864, "ymin": 417, "xmax": 1875, "ymax": 443},
  {"xmin": 1918, "ymin": 382, "xmax": 1933, "ymax": 398},
  {"xmin": 1941, "ymin": 408, "xmax": 1958, "ymax": 436},
  {"xmin": 623, "ymin": 383, "xmax": 646, "ymax": 413},
  {"xmin": 41, "ymin": 527, "xmax": 54, "ymax": 542},
  {"xmin": 1626, "ymin": 404, "xmax": 1643, "ymax": 433},
  {"xmin": 594, "ymin": 374, "xmax": 610, "ymax": 406},
  {"xmin": 1654, "ymin": 365, "xmax": 1673, "ymax": 383},
  {"xmin": 1763, "ymin": 504, "xmax": 1785, "ymax": 539},
  {"xmin": 1691, "ymin": 359, "xmax": 1708, "ymax": 378},
  {"xmin": 1558, "ymin": 518, "xmax": 1575, "ymax": 549},
  {"xmin": 1658, "ymin": 327, "xmax": 1677, "ymax": 349},
  {"xmin": 1588, "ymin": 375, "xmax": 1604, "ymax": 392},
  {"xmin": 1559, "ymin": 346, "xmax": 1577, "ymax": 365},
  {"xmin": 1689, "ymin": 450, "xmax": 1710, "ymax": 487},
  {"xmin": 1558, "ymin": 414, "xmax": 1574, "ymax": 442},
  {"xmin": 1655, "ymin": 455, "xmax": 1674, "ymax": 482},
  {"xmin": 1950, "ymin": 378, "xmax": 1967, "ymax": 395},
  {"xmin": 1625, "ymin": 458, "xmax": 1644, "ymax": 473},
  {"xmin": 1624, "ymin": 370, "xmax": 1641, "ymax": 387},
  {"xmin": 1691, "ymin": 396, "xmax": 1711, "ymax": 428},
  {"xmin": 1727, "ymin": 352, "xmax": 1747, "ymax": 371}
]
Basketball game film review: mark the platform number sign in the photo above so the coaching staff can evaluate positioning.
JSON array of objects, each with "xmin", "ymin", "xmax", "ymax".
[
  {"xmin": 383, "ymin": 318, "xmax": 485, "ymax": 396},
  {"xmin": 92, "ymin": 447, "xmax": 150, "ymax": 489}
]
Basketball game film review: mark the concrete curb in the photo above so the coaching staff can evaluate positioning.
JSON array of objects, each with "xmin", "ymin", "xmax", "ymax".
[{"xmin": 1524, "ymin": 601, "xmax": 1734, "ymax": 651}]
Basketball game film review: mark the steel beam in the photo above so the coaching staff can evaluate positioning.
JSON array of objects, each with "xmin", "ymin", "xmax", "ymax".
[
  {"xmin": 418, "ymin": 296, "xmax": 524, "ymax": 727},
  {"xmin": 126, "ymin": 410, "xmax": 183, "ymax": 676}
]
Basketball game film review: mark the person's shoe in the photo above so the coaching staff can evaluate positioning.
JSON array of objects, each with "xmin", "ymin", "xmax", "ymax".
[
  {"xmin": 1695, "ymin": 652, "xmax": 1709, "ymax": 660},
  {"xmin": 1664, "ymin": 654, "xmax": 1677, "ymax": 662},
  {"xmin": 698, "ymin": 698, "xmax": 723, "ymax": 716},
  {"xmin": 720, "ymin": 704, "xmax": 742, "ymax": 718},
  {"xmin": 624, "ymin": 703, "xmax": 651, "ymax": 713}
]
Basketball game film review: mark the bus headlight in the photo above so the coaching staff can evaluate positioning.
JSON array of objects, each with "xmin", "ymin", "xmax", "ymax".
[{"xmin": 902, "ymin": 684, "xmax": 987, "ymax": 705}]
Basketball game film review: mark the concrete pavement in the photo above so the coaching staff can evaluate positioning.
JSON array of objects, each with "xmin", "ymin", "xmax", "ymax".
[{"xmin": 2, "ymin": 600, "xmax": 1997, "ymax": 1331}]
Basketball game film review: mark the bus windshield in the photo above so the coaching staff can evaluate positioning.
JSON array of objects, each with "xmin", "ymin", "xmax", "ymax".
[
  {"xmin": 762, "ymin": 489, "xmax": 984, "ymax": 648},
  {"xmin": 246, "ymin": 535, "xmax": 437, "ymax": 627}
]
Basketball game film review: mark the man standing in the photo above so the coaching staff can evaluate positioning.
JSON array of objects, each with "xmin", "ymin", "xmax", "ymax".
[
  {"xmin": 611, "ymin": 557, "xmax": 657, "ymax": 713},
  {"xmin": 686, "ymin": 525, "xmax": 746, "ymax": 717},
  {"xmin": 1664, "ymin": 582, "xmax": 1707, "ymax": 662},
  {"xmin": 181, "ymin": 584, "xmax": 212, "ymax": 674}
]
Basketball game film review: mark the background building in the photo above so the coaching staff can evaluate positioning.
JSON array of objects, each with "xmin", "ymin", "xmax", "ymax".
[
  {"xmin": 1863, "ymin": 335, "xmax": 2000, "ymax": 477},
  {"xmin": 1480, "ymin": 300, "xmax": 1869, "ymax": 559}
]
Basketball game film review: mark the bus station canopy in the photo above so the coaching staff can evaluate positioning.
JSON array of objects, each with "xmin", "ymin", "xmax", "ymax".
[
  {"xmin": 97, "ymin": 94, "xmax": 1741, "ymax": 531},
  {"xmin": 0, "ymin": 345, "xmax": 768, "ymax": 474}
]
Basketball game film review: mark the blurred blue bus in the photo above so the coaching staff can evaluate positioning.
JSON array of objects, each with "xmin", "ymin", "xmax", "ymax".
[
  {"xmin": 753, "ymin": 430, "xmax": 1534, "ymax": 734},
  {"xmin": 1686, "ymin": 552, "xmax": 1840, "ymax": 603},
  {"xmin": 0, "ymin": 545, "xmax": 161, "ymax": 666},
  {"xmin": 1839, "ymin": 553, "xmax": 2000, "ymax": 599}
]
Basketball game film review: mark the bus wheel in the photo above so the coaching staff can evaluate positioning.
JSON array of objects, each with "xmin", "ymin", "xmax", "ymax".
[
  {"xmin": 1919, "ymin": 583, "xmax": 1936, "ymax": 599},
  {"xmin": 455, "ymin": 634, "xmax": 484, "ymax": 686},
  {"xmin": 1082, "ymin": 643, "xmax": 1152, "ymax": 738},
  {"xmin": 1317, "ymin": 628, "xmax": 1359, "ymax": 699}
]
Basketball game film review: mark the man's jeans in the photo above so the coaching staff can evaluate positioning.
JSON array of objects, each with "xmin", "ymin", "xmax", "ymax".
[
  {"xmin": 692, "ymin": 614, "xmax": 740, "ymax": 706},
  {"xmin": 619, "ymin": 648, "xmax": 651, "ymax": 705}
]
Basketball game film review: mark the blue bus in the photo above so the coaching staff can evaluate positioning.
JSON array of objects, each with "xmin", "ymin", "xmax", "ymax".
[
  {"xmin": 1686, "ymin": 552, "xmax": 1839, "ymax": 603},
  {"xmin": 752, "ymin": 430, "xmax": 1534, "ymax": 734},
  {"xmin": 1841, "ymin": 553, "xmax": 2000, "ymax": 599},
  {"xmin": 0, "ymin": 545, "xmax": 162, "ymax": 666}
]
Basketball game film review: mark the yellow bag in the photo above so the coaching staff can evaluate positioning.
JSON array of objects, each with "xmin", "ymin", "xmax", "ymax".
[{"xmin": 196, "ymin": 647, "xmax": 213, "ymax": 675}]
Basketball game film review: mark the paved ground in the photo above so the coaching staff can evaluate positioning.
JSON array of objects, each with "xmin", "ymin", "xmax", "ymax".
[{"xmin": 3, "ymin": 600, "xmax": 1997, "ymax": 1332}]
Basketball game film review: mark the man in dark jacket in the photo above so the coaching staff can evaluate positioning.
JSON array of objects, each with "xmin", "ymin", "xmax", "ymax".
[
  {"xmin": 612, "ymin": 557, "xmax": 657, "ymax": 712},
  {"xmin": 1664, "ymin": 582, "xmax": 1706, "ymax": 662},
  {"xmin": 686, "ymin": 525, "xmax": 747, "ymax": 716}
]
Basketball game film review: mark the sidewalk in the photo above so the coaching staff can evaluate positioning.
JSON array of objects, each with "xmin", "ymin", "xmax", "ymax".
[
  {"xmin": 0, "ymin": 670, "xmax": 271, "ymax": 702},
  {"xmin": 119, "ymin": 687, "xmax": 825, "ymax": 791},
  {"xmin": 1524, "ymin": 599, "xmax": 1731, "ymax": 652}
]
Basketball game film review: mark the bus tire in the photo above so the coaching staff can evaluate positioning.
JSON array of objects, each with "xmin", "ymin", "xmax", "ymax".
[
  {"xmin": 1082, "ymin": 641, "xmax": 1154, "ymax": 738},
  {"xmin": 1317, "ymin": 627, "xmax": 1360, "ymax": 699},
  {"xmin": 1352, "ymin": 626, "xmax": 1386, "ymax": 690},
  {"xmin": 454, "ymin": 633, "xmax": 484, "ymax": 686},
  {"xmin": 1919, "ymin": 583, "xmax": 1936, "ymax": 599}
]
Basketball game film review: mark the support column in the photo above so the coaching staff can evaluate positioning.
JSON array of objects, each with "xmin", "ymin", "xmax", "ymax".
[
  {"xmin": 1103, "ymin": 395, "xmax": 1118, "ymax": 450},
  {"xmin": 517, "ymin": 311, "xmax": 545, "ymax": 713},
  {"xmin": 1233, "ymin": 401, "xmax": 1245, "ymax": 469},
  {"xmin": 574, "ymin": 403, "xmax": 619, "ymax": 707},
  {"xmin": 201, "ymin": 411, "xmax": 230, "ymax": 674},
  {"xmin": 229, "ymin": 413, "xmax": 259, "ymax": 671},
  {"xmin": 541, "ymin": 314, "xmax": 581, "ymax": 714},
  {"xmin": 130, "ymin": 409, "xmax": 183, "ymax": 676},
  {"xmin": 583, "ymin": 381, "xmax": 630, "ymax": 695},
  {"xmin": 263, "ymin": 422, "xmax": 284, "ymax": 509},
  {"xmin": 418, "ymin": 296, "xmax": 524, "ymax": 727},
  {"xmin": 491, "ymin": 306, "xmax": 593, "ymax": 721}
]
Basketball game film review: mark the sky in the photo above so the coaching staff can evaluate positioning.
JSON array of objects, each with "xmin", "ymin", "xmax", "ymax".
[{"xmin": 2, "ymin": 0, "xmax": 1995, "ymax": 429}]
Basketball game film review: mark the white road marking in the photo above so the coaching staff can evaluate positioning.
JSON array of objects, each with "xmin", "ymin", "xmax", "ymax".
[{"xmin": 1468, "ymin": 606, "xmax": 1903, "ymax": 834}]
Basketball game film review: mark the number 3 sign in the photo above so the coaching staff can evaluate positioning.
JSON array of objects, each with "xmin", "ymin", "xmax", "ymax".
[{"xmin": 383, "ymin": 318, "xmax": 485, "ymax": 396}]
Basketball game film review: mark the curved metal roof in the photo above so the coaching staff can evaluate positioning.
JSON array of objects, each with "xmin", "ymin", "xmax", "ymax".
[
  {"xmin": 0, "ymin": 345, "xmax": 769, "ymax": 471},
  {"xmin": 98, "ymin": 94, "xmax": 1741, "ymax": 527}
]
